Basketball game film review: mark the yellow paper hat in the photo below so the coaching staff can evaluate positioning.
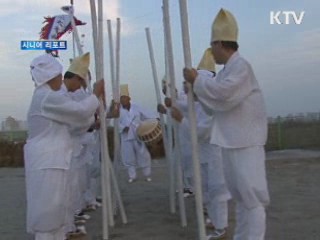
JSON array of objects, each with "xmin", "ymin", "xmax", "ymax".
[
  {"xmin": 67, "ymin": 52, "xmax": 90, "ymax": 80},
  {"xmin": 197, "ymin": 48, "xmax": 216, "ymax": 72},
  {"xmin": 120, "ymin": 84, "xmax": 130, "ymax": 97},
  {"xmin": 211, "ymin": 8, "xmax": 238, "ymax": 42}
]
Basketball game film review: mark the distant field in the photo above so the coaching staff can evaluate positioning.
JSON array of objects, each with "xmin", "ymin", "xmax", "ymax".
[{"xmin": 1, "ymin": 121, "xmax": 320, "ymax": 167}]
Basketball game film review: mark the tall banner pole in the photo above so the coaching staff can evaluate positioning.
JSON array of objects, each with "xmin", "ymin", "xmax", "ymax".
[
  {"xmin": 162, "ymin": 0, "xmax": 187, "ymax": 227},
  {"xmin": 178, "ymin": 1, "xmax": 206, "ymax": 239}
]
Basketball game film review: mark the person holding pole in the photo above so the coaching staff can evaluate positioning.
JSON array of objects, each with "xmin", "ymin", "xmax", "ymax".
[
  {"xmin": 158, "ymin": 81, "xmax": 197, "ymax": 198},
  {"xmin": 164, "ymin": 48, "xmax": 230, "ymax": 239},
  {"xmin": 184, "ymin": 8, "xmax": 270, "ymax": 240},
  {"xmin": 62, "ymin": 53, "xmax": 97, "ymax": 237},
  {"xmin": 24, "ymin": 52, "xmax": 104, "ymax": 240},
  {"xmin": 119, "ymin": 84, "xmax": 158, "ymax": 183}
]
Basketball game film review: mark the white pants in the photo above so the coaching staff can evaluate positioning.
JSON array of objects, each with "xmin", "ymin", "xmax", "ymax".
[
  {"xmin": 65, "ymin": 164, "xmax": 87, "ymax": 233},
  {"xmin": 234, "ymin": 203, "xmax": 266, "ymax": 240},
  {"xmin": 35, "ymin": 227, "xmax": 65, "ymax": 240},
  {"xmin": 26, "ymin": 169, "xmax": 68, "ymax": 234},
  {"xmin": 121, "ymin": 139, "xmax": 151, "ymax": 179},
  {"xmin": 201, "ymin": 144, "xmax": 230, "ymax": 230},
  {"xmin": 222, "ymin": 146, "xmax": 269, "ymax": 240}
]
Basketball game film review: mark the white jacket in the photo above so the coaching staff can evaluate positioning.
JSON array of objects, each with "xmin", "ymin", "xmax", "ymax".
[
  {"xmin": 24, "ymin": 84, "xmax": 99, "ymax": 170},
  {"xmin": 194, "ymin": 52, "xmax": 267, "ymax": 148}
]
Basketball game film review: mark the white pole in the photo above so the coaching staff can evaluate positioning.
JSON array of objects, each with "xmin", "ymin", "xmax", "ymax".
[
  {"xmin": 107, "ymin": 19, "xmax": 121, "ymax": 173},
  {"xmin": 115, "ymin": 18, "xmax": 121, "ymax": 102},
  {"xmin": 178, "ymin": 1, "xmax": 206, "ymax": 239},
  {"xmin": 97, "ymin": 0, "xmax": 115, "ymax": 228},
  {"xmin": 113, "ymin": 18, "xmax": 122, "ymax": 188},
  {"xmin": 162, "ymin": 0, "xmax": 187, "ymax": 227},
  {"xmin": 106, "ymin": 18, "xmax": 117, "ymax": 219},
  {"xmin": 68, "ymin": 5, "xmax": 93, "ymax": 93},
  {"xmin": 90, "ymin": 0, "xmax": 109, "ymax": 238},
  {"xmin": 110, "ymin": 160, "xmax": 128, "ymax": 224},
  {"xmin": 107, "ymin": 20, "xmax": 116, "ymax": 95},
  {"xmin": 145, "ymin": 27, "xmax": 174, "ymax": 214},
  {"xmin": 70, "ymin": 0, "xmax": 76, "ymax": 58},
  {"xmin": 89, "ymin": 0, "xmax": 99, "ymax": 83},
  {"xmin": 162, "ymin": 10, "xmax": 176, "ymax": 214}
]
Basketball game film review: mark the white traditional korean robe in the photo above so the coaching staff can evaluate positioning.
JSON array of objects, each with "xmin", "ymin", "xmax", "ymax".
[
  {"xmin": 119, "ymin": 103, "xmax": 158, "ymax": 180},
  {"xmin": 64, "ymin": 86, "xmax": 95, "ymax": 232},
  {"xmin": 193, "ymin": 52, "xmax": 270, "ymax": 239},
  {"xmin": 24, "ymin": 84, "xmax": 99, "ymax": 238}
]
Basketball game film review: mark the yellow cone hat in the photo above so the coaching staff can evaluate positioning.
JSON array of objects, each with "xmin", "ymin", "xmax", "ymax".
[
  {"xmin": 67, "ymin": 52, "xmax": 90, "ymax": 80},
  {"xmin": 197, "ymin": 48, "xmax": 216, "ymax": 72},
  {"xmin": 120, "ymin": 84, "xmax": 130, "ymax": 97},
  {"xmin": 211, "ymin": 8, "xmax": 238, "ymax": 42}
]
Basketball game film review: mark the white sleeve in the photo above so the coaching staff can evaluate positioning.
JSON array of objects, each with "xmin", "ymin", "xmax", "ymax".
[
  {"xmin": 41, "ymin": 91, "xmax": 99, "ymax": 126},
  {"xmin": 194, "ymin": 60, "xmax": 253, "ymax": 111},
  {"xmin": 118, "ymin": 109, "xmax": 129, "ymax": 133}
]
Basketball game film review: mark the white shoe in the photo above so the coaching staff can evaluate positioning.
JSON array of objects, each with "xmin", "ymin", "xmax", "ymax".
[
  {"xmin": 205, "ymin": 217, "xmax": 215, "ymax": 229},
  {"xmin": 146, "ymin": 177, "xmax": 152, "ymax": 182},
  {"xmin": 74, "ymin": 219, "xmax": 86, "ymax": 226},
  {"xmin": 128, "ymin": 178, "xmax": 135, "ymax": 183},
  {"xmin": 206, "ymin": 229, "xmax": 226, "ymax": 239},
  {"xmin": 94, "ymin": 201, "xmax": 102, "ymax": 208},
  {"xmin": 74, "ymin": 213, "xmax": 91, "ymax": 220},
  {"xmin": 77, "ymin": 225, "xmax": 87, "ymax": 234},
  {"xmin": 183, "ymin": 188, "xmax": 194, "ymax": 198}
]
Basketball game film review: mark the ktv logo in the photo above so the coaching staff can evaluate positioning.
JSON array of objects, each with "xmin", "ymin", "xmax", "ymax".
[{"xmin": 270, "ymin": 11, "xmax": 305, "ymax": 25}]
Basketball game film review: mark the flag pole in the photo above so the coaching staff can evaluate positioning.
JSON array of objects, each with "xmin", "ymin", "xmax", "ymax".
[
  {"xmin": 66, "ymin": 3, "xmax": 92, "ymax": 93},
  {"xmin": 145, "ymin": 27, "xmax": 174, "ymax": 214},
  {"xmin": 162, "ymin": 0, "xmax": 187, "ymax": 227},
  {"xmin": 178, "ymin": 1, "xmax": 206, "ymax": 239},
  {"xmin": 70, "ymin": 0, "xmax": 76, "ymax": 58}
]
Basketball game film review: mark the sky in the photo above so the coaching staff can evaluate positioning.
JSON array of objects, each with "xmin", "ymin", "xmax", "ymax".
[{"xmin": 0, "ymin": 0, "xmax": 319, "ymax": 123}]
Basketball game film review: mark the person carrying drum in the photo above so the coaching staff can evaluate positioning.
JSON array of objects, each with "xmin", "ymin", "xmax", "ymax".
[{"xmin": 119, "ymin": 84, "xmax": 159, "ymax": 183}]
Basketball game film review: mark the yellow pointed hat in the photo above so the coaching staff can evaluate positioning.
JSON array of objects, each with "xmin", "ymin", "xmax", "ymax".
[
  {"xmin": 120, "ymin": 84, "xmax": 130, "ymax": 97},
  {"xmin": 67, "ymin": 52, "xmax": 90, "ymax": 80},
  {"xmin": 211, "ymin": 8, "xmax": 238, "ymax": 42},
  {"xmin": 197, "ymin": 48, "xmax": 216, "ymax": 72}
]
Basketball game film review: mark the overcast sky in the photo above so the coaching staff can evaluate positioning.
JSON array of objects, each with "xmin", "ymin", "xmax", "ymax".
[{"xmin": 0, "ymin": 0, "xmax": 319, "ymax": 122}]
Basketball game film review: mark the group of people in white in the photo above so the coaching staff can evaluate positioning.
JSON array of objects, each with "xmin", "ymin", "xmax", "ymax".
[{"xmin": 24, "ymin": 7, "xmax": 269, "ymax": 240}]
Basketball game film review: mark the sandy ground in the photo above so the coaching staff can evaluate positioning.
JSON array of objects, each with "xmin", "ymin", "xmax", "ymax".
[{"xmin": 1, "ymin": 149, "xmax": 320, "ymax": 240}]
